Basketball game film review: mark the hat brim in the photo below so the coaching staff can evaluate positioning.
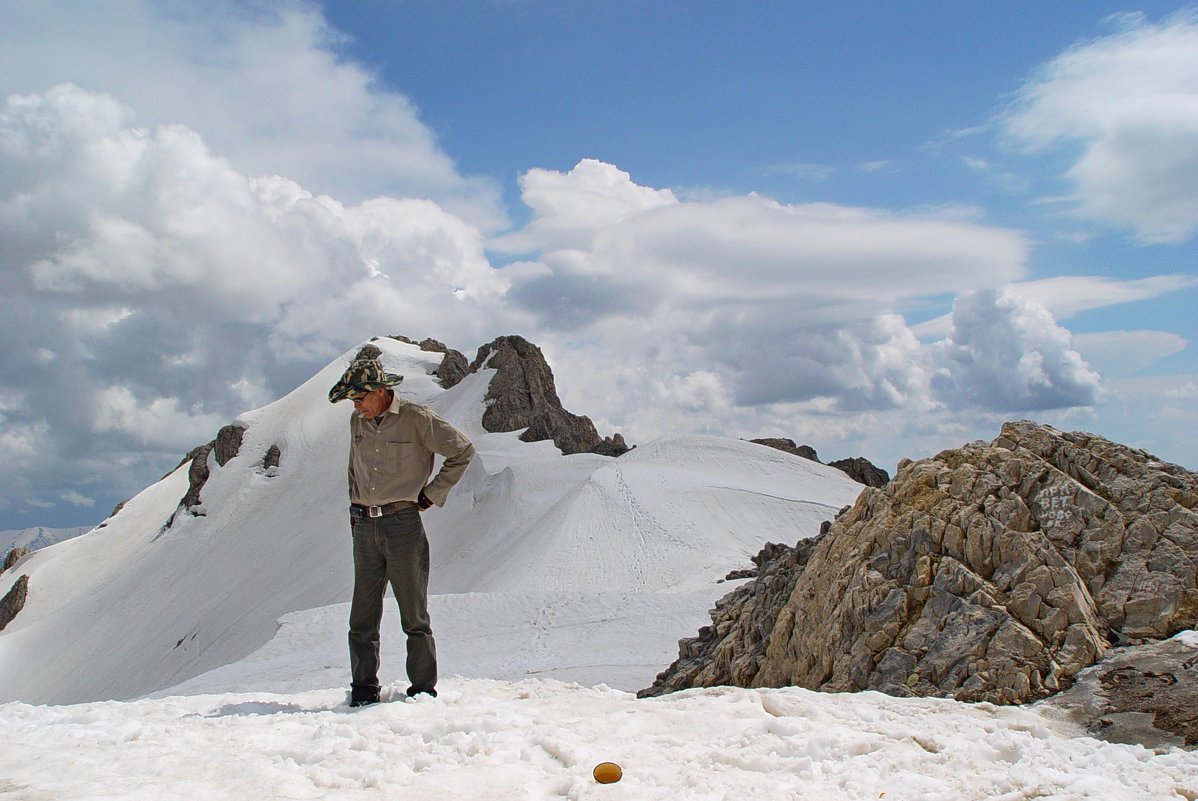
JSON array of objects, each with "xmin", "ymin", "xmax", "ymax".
[{"xmin": 328, "ymin": 373, "xmax": 403, "ymax": 403}]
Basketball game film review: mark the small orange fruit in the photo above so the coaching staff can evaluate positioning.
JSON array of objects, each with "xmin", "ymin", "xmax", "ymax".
[{"xmin": 593, "ymin": 761, "xmax": 623, "ymax": 784}]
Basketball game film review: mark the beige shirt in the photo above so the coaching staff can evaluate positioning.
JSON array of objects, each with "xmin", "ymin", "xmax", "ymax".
[{"xmin": 348, "ymin": 393, "xmax": 475, "ymax": 508}]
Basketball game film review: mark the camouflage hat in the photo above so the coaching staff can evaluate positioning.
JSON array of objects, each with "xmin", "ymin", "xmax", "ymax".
[{"xmin": 328, "ymin": 344, "xmax": 404, "ymax": 403}]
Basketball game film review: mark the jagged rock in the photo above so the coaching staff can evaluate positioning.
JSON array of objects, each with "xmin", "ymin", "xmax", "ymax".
[
  {"xmin": 471, "ymin": 335, "xmax": 630, "ymax": 456},
  {"xmin": 1043, "ymin": 635, "xmax": 1198, "ymax": 749},
  {"xmin": 3, "ymin": 546, "xmax": 31, "ymax": 573},
  {"xmin": 213, "ymin": 423, "xmax": 245, "ymax": 467},
  {"xmin": 749, "ymin": 439, "xmax": 888, "ymax": 487},
  {"xmin": 643, "ymin": 421, "xmax": 1198, "ymax": 708},
  {"xmin": 263, "ymin": 444, "xmax": 281, "ymax": 471},
  {"xmin": 828, "ymin": 457, "xmax": 890, "ymax": 488},
  {"xmin": 388, "ymin": 335, "xmax": 470, "ymax": 389},
  {"xmin": 750, "ymin": 438, "xmax": 820, "ymax": 462},
  {"xmin": 0, "ymin": 574, "xmax": 29, "ymax": 631},
  {"xmin": 640, "ymin": 538, "xmax": 826, "ymax": 697},
  {"xmin": 170, "ymin": 422, "xmax": 247, "ymax": 524}
]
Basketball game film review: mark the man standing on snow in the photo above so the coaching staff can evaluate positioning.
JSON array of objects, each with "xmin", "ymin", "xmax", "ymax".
[{"xmin": 329, "ymin": 344, "xmax": 475, "ymax": 707}]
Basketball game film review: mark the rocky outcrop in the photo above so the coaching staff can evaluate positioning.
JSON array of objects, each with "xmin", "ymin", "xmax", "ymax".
[
  {"xmin": 170, "ymin": 422, "xmax": 247, "ymax": 524},
  {"xmin": 643, "ymin": 421, "xmax": 1198, "ymax": 707},
  {"xmin": 263, "ymin": 444, "xmax": 282, "ymax": 471},
  {"xmin": 3, "ymin": 546, "xmax": 31, "ymax": 574},
  {"xmin": 828, "ymin": 457, "xmax": 890, "ymax": 488},
  {"xmin": 749, "ymin": 438, "xmax": 820, "ymax": 462},
  {"xmin": 0, "ymin": 574, "xmax": 29, "ymax": 631},
  {"xmin": 471, "ymin": 335, "xmax": 630, "ymax": 456},
  {"xmin": 387, "ymin": 335, "xmax": 470, "ymax": 389},
  {"xmin": 749, "ymin": 438, "xmax": 889, "ymax": 487},
  {"xmin": 1044, "ymin": 635, "xmax": 1198, "ymax": 749}
]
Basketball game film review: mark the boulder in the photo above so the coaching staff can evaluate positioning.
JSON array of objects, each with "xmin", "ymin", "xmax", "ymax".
[
  {"xmin": 643, "ymin": 421, "xmax": 1198, "ymax": 707},
  {"xmin": 387, "ymin": 335, "xmax": 470, "ymax": 389},
  {"xmin": 471, "ymin": 335, "xmax": 630, "ymax": 456},
  {"xmin": 748, "ymin": 438, "xmax": 889, "ymax": 487},
  {"xmin": 0, "ymin": 574, "xmax": 29, "ymax": 631}
]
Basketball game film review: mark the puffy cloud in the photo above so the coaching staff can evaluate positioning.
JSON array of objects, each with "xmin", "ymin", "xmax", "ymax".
[
  {"xmin": 500, "ymin": 159, "xmax": 1026, "ymax": 415},
  {"xmin": 931, "ymin": 288, "xmax": 1102, "ymax": 411},
  {"xmin": 913, "ymin": 274, "xmax": 1198, "ymax": 339},
  {"xmin": 0, "ymin": 85, "xmax": 526, "ymax": 521},
  {"xmin": 0, "ymin": 0, "xmax": 505, "ymax": 230},
  {"xmin": 1000, "ymin": 11, "xmax": 1198, "ymax": 243}
]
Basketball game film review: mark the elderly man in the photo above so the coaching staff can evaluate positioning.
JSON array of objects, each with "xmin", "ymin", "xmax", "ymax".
[{"xmin": 329, "ymin": 345, "xmax": 475, "ymax": 707}]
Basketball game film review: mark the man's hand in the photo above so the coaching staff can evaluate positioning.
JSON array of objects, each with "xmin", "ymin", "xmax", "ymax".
[{"xmin": 417, "ymin": 490, "xmax": 433, "ymax": 511}]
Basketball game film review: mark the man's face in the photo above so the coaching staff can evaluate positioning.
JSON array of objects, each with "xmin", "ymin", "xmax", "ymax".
[{"xmin": 351, "ymin": 387, "xmax": 391, "ymax": 418}]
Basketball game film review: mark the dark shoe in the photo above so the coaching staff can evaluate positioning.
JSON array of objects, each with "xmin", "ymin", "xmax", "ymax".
[
  {"xmin": 349, "ymin": 691, "xmax": 380, "ymax": 708},
  {"xmin": 406, "ymin": 686, "xmax": 437, "ymax": 699}
]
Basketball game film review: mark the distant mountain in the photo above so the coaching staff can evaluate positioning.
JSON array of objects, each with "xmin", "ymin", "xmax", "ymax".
[
  {"xmin": 1, "ymin": 526, "xmax": 93, "ymax": 557},
  {"xmin": 0, "ymin": 336, "xmax": 863, "ymax": 704}
]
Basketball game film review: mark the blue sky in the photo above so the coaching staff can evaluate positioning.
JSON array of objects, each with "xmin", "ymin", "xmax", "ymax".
[{"xmin": 0, "ymin": 1, "xmax": 1196, "ymax": 530}]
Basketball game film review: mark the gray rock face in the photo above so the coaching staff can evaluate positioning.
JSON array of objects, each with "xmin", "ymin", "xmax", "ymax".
[
  {"xmin": 3, "ymin": 546, "xmax": 31, "ymax": 573},
  {"xmin": 171, "ymin": 422, "xmax": 247, "ymax": 524},
  {"xmin": 749, "ymin": 438, "xmax": 889, "ymax": 488},
  {"xmin": 0, "ymin": 574, "xmax": 29, "ymax": 631},
  {"xmin": 750, "ymin": 438, "xmax": 820, "ymax": 462},
  {"xmin": 643, "ymin": 421, "xmax": 1198, "ymax": 707},
  {"xmin": 1044, "ymin": 636, "xmax": 1198, "ymax": 749},
  {"xmin": 828, "ymin": 457, "xmax": 890, "ymax": 488},
  {"xmin": 471, "ymin": 335, "xmax": 630, "ymax": 456},
  {"xmin": 387, "ymin": 335, "xmax": 470, "ymax": 389}
]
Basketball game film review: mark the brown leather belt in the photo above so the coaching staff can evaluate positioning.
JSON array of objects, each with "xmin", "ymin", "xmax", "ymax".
[{"xmin": 351, "ymin": 501, "xmax": 417, "ymax": 518}]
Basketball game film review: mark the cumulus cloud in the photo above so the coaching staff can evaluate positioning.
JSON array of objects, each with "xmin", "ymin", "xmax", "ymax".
[
  {"xmin": 931, "ymin": 288, "xmax": 1102, "ymax": 411},
  {"xmin": 0, "ymin": 0, "xmax": 505, "ymax": 230},
  {"xmin": 1000, "ymin": 11, "xmax": 1198, "ymax": 242},
  {"xmin": 0, "ymin": 85, "xmax": 526, "ymax": 518},
  {"xmin": 498, "ymin": 159, "xmax": 1028, "ymax": 415}
]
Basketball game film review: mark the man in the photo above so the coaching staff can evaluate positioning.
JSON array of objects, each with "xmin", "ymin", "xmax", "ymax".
[{"xmin": 328, "ymin": 344, "xmax": 475, "ymax": 707}]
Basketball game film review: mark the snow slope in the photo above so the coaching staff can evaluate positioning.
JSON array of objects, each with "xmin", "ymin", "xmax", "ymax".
[{"xmin": 0, "ymin": 338, "xmax": 863, "ymax": 704}]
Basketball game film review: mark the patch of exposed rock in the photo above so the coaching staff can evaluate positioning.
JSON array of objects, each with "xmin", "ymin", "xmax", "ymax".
[
  {"xmin": 1042, "ymin": 635, "xmax": 1198, "ymax": 749},
  {"xmin": 749, "ymin": 438, "xmax": 890, "ymax": 488},
  {"xmin": 386, "ymin": 335, "xmax": 470, "ymax": 389},
  {"xmin": 471, "ymin": 335, "xmax": 630, "ymax": 456},
  {"xmin": 3, "ymin": 546, "xmax": 31, "ymax": 574},
  {"xmin": 169, "ymin": 422, "xmax": 247, "ymax": 524},
  {"xmin": 0, "ymin": 574, "xmax": 29, "ymax": 631},
  {"xmin": 643, "ymin": 421, "xmax": 1198, "ymax": 708}
]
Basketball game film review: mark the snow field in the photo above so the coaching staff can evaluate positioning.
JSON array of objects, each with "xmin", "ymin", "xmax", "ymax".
[{"xmin": 2, "ymin": 679, "xmax": 1195, "ymax": 801}]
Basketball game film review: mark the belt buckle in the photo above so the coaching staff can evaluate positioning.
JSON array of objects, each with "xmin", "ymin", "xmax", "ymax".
[{"xmin": 368, "ymin": 505, "xmax": 383, "ymax": 518}]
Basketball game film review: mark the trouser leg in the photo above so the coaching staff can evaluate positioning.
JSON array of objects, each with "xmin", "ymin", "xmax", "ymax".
[
  {"xmin": 381, "ymin": 508, "xmax": 437, "ymax": 693},
  {"xmin": 347, "ymin": 518, "xmax": 387, "ymax": 696}
]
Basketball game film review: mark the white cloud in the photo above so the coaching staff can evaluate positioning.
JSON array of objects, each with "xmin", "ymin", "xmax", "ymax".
[
  {"xmin": 501, "ymin": 160, "xmax": 1033, "ymax": 420},
  {"xmin": 931, "ymin": 288, "xmax": 1102, "ymax": 411},
  {"xmin": 912, "ymin": 274, "xmax": 1198, "ymax": 339},
  {"xmin": 1072, "ymin": 330, "xmax": 1187, "ymax": 378},
  {"xmin": 1000, "ymin": 11, "xmax": 1198, "ymax": 243},
  {"xmin": 0, "ymin": 85, "xmax": 528, "ymax": 523},
  {"xmin": 59, "ymin": 491, "xmax": 96, "ymax": 508},
  {"xmin": 0, "ymin": 0, "xmax": 505, "ymax": 230}
]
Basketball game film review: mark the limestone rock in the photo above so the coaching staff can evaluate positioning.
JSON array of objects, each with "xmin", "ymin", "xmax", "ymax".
[
  {"xmin": 643, "ymin": 421, "xmax": 1198, "ymax": 707},
  {"xmin": 471, "ymin": 335, "xmax": 630, "ymax": 456},
  {"xmin": 749, "ymin": 438, "xmax": 889, "ymax": 487},
  {"xmin": 828, "ymin": 457, "xmax": 890, "ymax": 488},
  {"xmin": 0, "ymin": 574, "xmax": 29, "ymax": 631},
  {"xmin": 387, "ymin": 335, "xmax": 470, "ymax": 389},
  {"xmin": 1043, "ymin": 636, "xmax": 1198, "ymax": 749},
  {"xmin": 3, "ymin": 546, "xmax": 31, "ymax": 573},
  {"xmin": 750, "ymin": 438, "xmax": 819, "ymax": 462}
]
